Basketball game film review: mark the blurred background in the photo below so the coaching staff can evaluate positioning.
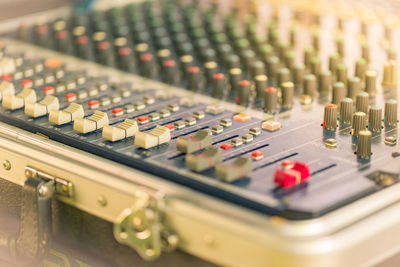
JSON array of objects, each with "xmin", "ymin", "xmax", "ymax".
[{"xmin": 0, "ymin": 0, "xmax": 70, "ymax": 21}]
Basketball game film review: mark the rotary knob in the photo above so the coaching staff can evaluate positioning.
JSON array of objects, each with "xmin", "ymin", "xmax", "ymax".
[
  {"xmin": 238, "ymin": 80, "xmax": 251, "ymax": 106},
  {"xmin": 347, "ymin": 77, "xmax": 361, "ymax": 101},
  {"xmin": 281, "ymin": 82, "xmax": 294, "ymax": 109},
  {"xmin": 318, "ymin": 70, "xmax": 332, "ymax": 95},
  {"xmin": 355, "ymin": 92, "xmax": 369, "ymax": 114},
  {"xmin": 229, "ymin": 68, "xmax": 242, "ymax": 95},
  {"xmin": 303, "ymin": 74, "xmax": 316, "ymax": 98},
  {"xmin": 205, "ymin": 61, "xmax": 218, "ymax": 85},
  {"xmin": 339, "ymin": 98, "xmax": 354, "ymax": 125},
  {"xmin": 255, "ymin": 75, "xmax": 268, "ymax": 99},
  {"xmin": 384, "ymin": 99, "xmax": 398, "ymax": 127},
  {"xmin": 264, "ymin": 87, "xmax": 278, "ymax": 114},
  {"xmin": 365, "ymin": 70, "xmax": 377, "ymax": 96},
  {"xmin": 355, "ymin": 58, "xmax": 367, "ymax": 82},
  {"xmin": 212, "ymin": 73, "xmax": 226, "ymax": 99},
  {"xmin": 368, "ymin": 106, "xmax": 382, "ymax": 133},
  {"xmin": 186, "ymin": 66, "xmax": 203, "ymax": 92},
  {"xmin": 352, "ymin": 112, "xmax": 367, "ymax": 136},
  {"xmin": 323, "ymin": 104, "xmax": 338, "ymax": 131},
  {"xmin": 278, "ymin": 68, "xmax": 290, "ymax": 86},
  {"xmin": 356, "ymin": 130, "xmax": 372, "ymax": 159},
  {"xmin": 332, "ymin": 82, "xmax": 346, "ymax": 106},
  {"xmin": 382, "ymin": 60, "xmax": 398, "ymax": 89},
  {"xmin": 294, "ymin": 64, "xmax": 305, "ymax": 91}
]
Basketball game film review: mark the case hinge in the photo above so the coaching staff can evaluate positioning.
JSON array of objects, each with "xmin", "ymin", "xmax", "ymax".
[
  {"xmin": 25, "ymin": 166, "xmax": 74, "ymax": 197},
  {"xmin": 113, "ymin": 191, "xmax": 178, "ymax": 260}
]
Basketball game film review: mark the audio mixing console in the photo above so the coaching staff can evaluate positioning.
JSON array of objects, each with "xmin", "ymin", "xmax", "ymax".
[{"xmin": 0, "ymin": 0, "xmax": 399, "ymax": 221}]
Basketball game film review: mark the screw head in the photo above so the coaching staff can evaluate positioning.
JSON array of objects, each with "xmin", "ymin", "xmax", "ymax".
[
  {"xmin": 2, "ymin": 160, "xmax": 11, "ymax": 171},
  {"xmin": 167, "ymin": 234, "xmax": 179, "ymax": 248},
  {"xmin": 97, "ymin": 195, "xmax": 107, "ymax": 206},
  {"xmin": 25, "ymin": 169, "xmax": 32, "ymax": 178}
]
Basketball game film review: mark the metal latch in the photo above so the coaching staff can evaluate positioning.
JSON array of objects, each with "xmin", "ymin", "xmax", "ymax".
[
  {"xmin": 25, "ymin": 166, "xmax": 74, "ymax": 197},
  {"xmin": 113, "ymin": 191, "xmax": 178, "ymax": 260},
  {"xmin": 6, "ymin": 172, "xmax": 56, "ymax": 264}
]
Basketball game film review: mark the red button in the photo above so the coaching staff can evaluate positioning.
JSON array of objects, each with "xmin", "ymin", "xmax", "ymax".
[
  {"xmin": 1, "ymin": 74, "xmax": 12, "ymax": 81},
  {"xmin": 292, "ymin": 162, "xmax": 310, "ymax": 180},
  {"xmin": 88, "ymin": 100, "xmax": 99, "ymax": 109},
  {"xmin": 137, "ymin": 115, "xmax": 149, "ymax": 124},
  {"xmin": 220, "ymin": 143, "xmax": 232, "ymax": 150},
  {"xmin": 164, "ymin": 124, "xmax": 175, "ymax": 131},
  {"xmin": 65, "ymin": 92, "xmax": 77, "ymax": 102},
  {"xmin": 274, "ymin": 161, "xmax": 310, "ymax": 188},
  {"xmin": 112, "ymin": 107, "xmax": 124, "ymax": 116},
  {"xmin": 21, "ymin": 79, "xmax": 32, "ymax": 87},
  {"xmin": 42, "ymin": 86, "xmax": 55, "ymax": 95},
  {"xmin": 251, "ymin": 150, "xmax": 264, "ymax": 160}
]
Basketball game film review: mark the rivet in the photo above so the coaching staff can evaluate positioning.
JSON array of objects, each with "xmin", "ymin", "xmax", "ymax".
[
  {"xmin": 2, "ymin": 160, "xmax": 11, "ymax": 171},
  {"xmin": 25, "ymin": 169, "xmax": 32, "ymax": 178},
  {"xmin": 203, "ymin": 234, "xmax": 215, "ymax": 246},
  {"xmin": 61, "ymin": 184, "xmax": 69, "ymax": 192},
  {"xmin": 38, "ymin": 185, "xmax": 49, "ymax": 197},
  {"xmin": 97, "ymin": 195, "xmax": 107, "ymax": 206},
  {"xmin": 145, "ymin": 249, "xmax": 155, "ymax": 257},
  {"xmin": 167, "ymin": 234, "xmax": 179, "ymax": 248},
  {"xmin": 132, "ymin": 217, "xmax": 144, "ymax": 231}
]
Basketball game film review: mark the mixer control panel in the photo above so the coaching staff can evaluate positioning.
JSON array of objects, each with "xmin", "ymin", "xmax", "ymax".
[{"xmin": 0, "ymin": 0, "xmax": 399, "ymax": 219}]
